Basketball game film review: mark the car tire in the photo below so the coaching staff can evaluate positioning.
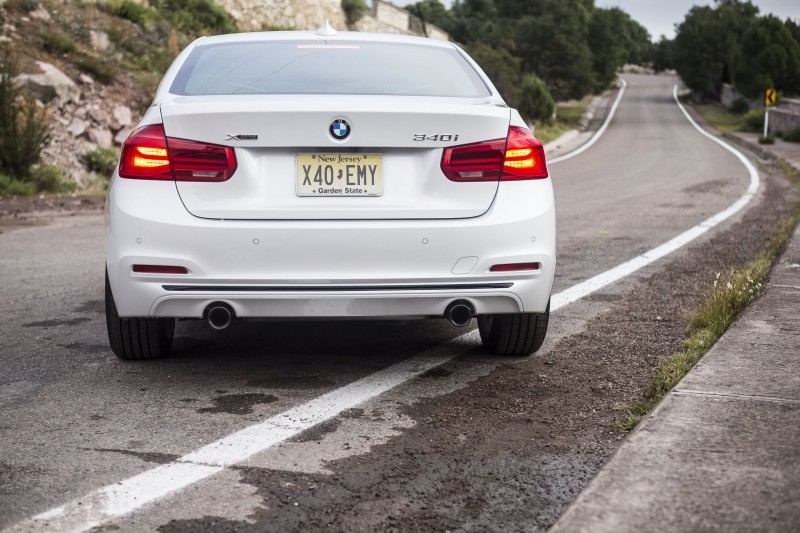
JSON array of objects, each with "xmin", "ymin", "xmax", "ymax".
[
  {"xmin": 478, "ymin": 300, "xmax": 550, "ymax": 356},
  {"xmin": 105, "ymin": 271, "xmax": 174, "ymax": 360}
]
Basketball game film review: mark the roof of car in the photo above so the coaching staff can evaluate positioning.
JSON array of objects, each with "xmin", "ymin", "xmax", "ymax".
[{"xmin": 195, "ymin": 29, "xmax": 455, "ymax": 49}]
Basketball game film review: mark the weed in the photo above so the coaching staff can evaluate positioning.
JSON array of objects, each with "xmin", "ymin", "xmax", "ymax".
[
  {"xmin": 758, "ymin": 135, "xmax": 775, "ymax": 144},
  {"xmin": 738, "ymin": 109, "xmax": 766, "ymax": 133},
  {"xmin": 0, "ymin": 48, "xmax": 51, "ymax": 179},
  {"xmin": 5, "ymin": 0, "xmax": 39, "ymax": 13},
  {"xmin": 783, "ymin": 128, "xmax": 800, "ymax": 143},
  {"xmin": 620, "ymin": 160, "xmax": 800, "ymax": 431},
  {"xmin": 30, "ymin": 164, "xmax": 75, "ymax": 193},
  {"xmin": 84, "ymin": 147, "xmax": 119, "ymax": 175},
  {"xmin": 150, "ymin": 0, "xmax": 236, "ymax": 35},
  {"xmin": 40, "ymin": 29, "xmax": 78, "ymax": 55},
  {"xmin": 102, "ymin": 0, "xmax": 157, "ymax": 26},
  {"xmin": 74, "ymin": 54, "xmax": 116, "ymax": 84},
  {"xmin": 0, "ymin": 174, "xmax": 36, "ymax": 196}
]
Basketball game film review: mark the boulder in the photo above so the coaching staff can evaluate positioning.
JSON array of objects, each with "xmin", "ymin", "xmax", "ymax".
[
  {"xmin": 67, "ymin": 118, "xmax": 88, "ymax": 138},
  {"xmin": 89, "ymin": 30, "xmax": 110, "ymax": 53},
  {"xmin": 15, "ymin": 61, "xmax": 80, "ymax": 105},
  {"xmin": 88, "ymin": 105, "xmax": 108, "ymax": 126},
  {"xmin": 29, "ymin": 7, "xmax": 52, "ymax": 21},
  {"xmin": 88, "ymin": 128, "xmax": 113, "ymax": 148},
  {"xmin": 111, "ymin": 105, "xmax": 132, "ymax": 129},
  {"xmin": 114, "ymin": 127, "xmax": 133, "ymax": 146}
]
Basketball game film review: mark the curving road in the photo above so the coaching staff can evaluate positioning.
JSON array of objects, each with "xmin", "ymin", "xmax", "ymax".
[{"xmin": 0, "ymin": 74, "xmax": 757, "ymax": 531}]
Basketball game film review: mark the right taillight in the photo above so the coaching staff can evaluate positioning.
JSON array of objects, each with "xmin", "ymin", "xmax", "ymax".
[
  {"xmin": 119, "ymin": 124, "xmax": 237, "ymax": 182},
  {"xmin": 502, "ymin": 126, "xmax": 548, "ymax": 180},
  {"xmin": 441, "ymin": 126, "xmax": 548, "ymax": 182}
]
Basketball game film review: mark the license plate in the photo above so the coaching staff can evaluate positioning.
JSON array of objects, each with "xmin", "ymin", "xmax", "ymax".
[{"xmin": 296, "ymin": 154, "xmax": 383, "ymax": 196}]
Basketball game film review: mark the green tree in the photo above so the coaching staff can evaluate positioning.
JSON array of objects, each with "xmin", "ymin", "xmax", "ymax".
[
  {"xmin": 650, "ymin": 36, "xmax": 675, "ymax": 72},
  {"xmin": 405, "ymin": 0, "xmax": 454, "ymax": 34},
  {"xmin": 672, "ymin": 0, "xmax": 759, "ymax": 98},
  {"xmin": 466, "ymin": 42, "xmax": 522, "ymax": 105},
  {"xmin": 514, "ymin": 0, "xmax": 595, "ymax": 100},
  {"xmin": 517, "ymin": 72, "xmax": 554, "ymax": 122},
  {"xmin": 732, "ymin": 15, "xmax": 800, "ymax": 98}
]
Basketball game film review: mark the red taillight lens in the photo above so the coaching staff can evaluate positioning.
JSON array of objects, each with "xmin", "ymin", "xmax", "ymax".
[
  {"xmin": 441, "ymin": 126, "xmax": 548, "ymax": 182},
  {"xmin": 169, "ymin": 138, "xmax": 237, "ymax": 182},
  {"xmin": 441, "ymin": 138, "xmax": 506, "ymax": 182},
  {"xmin": 119, "ymin": 124, "xmax": 172, "ymax": 179},
  {"xmin": 502, "ymin": 126, "xmax": 548, "ymax": 180},
  {"xmin": 119, "ymin": 124, "xmax": 237, "ymax": 182}
]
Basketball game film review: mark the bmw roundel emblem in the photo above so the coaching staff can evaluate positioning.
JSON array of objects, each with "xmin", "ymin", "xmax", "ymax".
[{"xmin": 329, "ymin": 119, "xmax": 350, "ymax": 140}]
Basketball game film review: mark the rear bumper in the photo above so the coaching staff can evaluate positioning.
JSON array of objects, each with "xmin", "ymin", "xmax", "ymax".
[{"xmin": 106, "ymin": 177, "xmax": 556, "ymax": 318}]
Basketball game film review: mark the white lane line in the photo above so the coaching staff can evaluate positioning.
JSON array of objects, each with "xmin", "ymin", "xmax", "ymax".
[
  {"xmin": 552, "ymin": 84, "xmax": 759, "ymax": 310},
  {"xmin": 548, "ymin": 79, "xmax": 628, "ymax": 165},
  {"xmin": 11, "ymin": 81, "xmax": 760, "ymax": 533}
]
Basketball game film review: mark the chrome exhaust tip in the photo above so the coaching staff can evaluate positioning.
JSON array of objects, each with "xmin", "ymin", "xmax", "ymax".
[
  {"xmin": 206, "ymin": 303, "xmax": 234, "ymax": 330},
  {"xmin": 445, "ymin": 300, "xmax": 474, "ymax": 327}
]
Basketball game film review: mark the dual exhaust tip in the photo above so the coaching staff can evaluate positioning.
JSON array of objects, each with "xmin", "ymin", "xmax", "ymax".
[
  {"xmin": 445, "ymin": 300, "xmax": 474, "ymax": 327},
  {"xmin": 206, "ymin": 303, "xmax": 234, "ymax": 330},
  {"xmin": 205, "ymin": 300, "xmax": 474, "ymax": 329}
]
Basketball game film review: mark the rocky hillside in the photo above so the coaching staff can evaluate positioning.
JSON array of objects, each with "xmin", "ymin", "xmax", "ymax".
[
  {"xmin": 1, "ymin": 0, "xmax": 445, "ymax": 191},
  {"xmin": 2, "ymin": 0, "xmax": 169, "ymax": 186}
]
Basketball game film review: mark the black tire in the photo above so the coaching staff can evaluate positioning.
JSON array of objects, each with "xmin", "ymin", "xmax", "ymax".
[
  {"xmin": 105, "ymin": 271, "xmax": 174, "ymax": 360},
  {"xmin": 478, "ymin": 300, "xmax": 550, "ymax": 356}
]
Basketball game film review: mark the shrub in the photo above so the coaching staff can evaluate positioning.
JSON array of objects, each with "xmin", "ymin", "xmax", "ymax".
[
  {"xmin": 0, "ymin": 174, "xmax": 36, "ymax": 196},
  {"xmin": 729, "ymin": 97, "xmax": 749, "ymax": 115},
  {"xmin": 74, "ymin": 54, "xmax": 117, "ymax": 84},
  {"xmin": 40, "ymin": 29, "xmax": 78, "ymax": 55},
  {"xmin": 517, "ymin": 73, "xmax": 555, "ymax": 123},
  {"xmin": 85, "ymin": 147, "xmax": 119, "ymax": 175},
  {"xmin": 103, "ymin": 0, "xmax": 157, "ymax": 26},
  {"xmin": 150, "ymin": 0, "xmax": 237, "ymax": 35},
  {"xmin": 758, "ymin": 135, "xmax": 775, "ymax": 145},
  {"xmin": 30, "ymin": 164, "xmax": 75, "ymax": 193},
  {"xmin": 0, "ymin": 48, "xmax": 51, "ymax": 179},
  {"xmin": 737, "ymin": 109, "xmax": 766, "ymax": 133},
  {"xmin": 342, "ymin": 0, "xmax": 368, "ymax": 26},
  {"xmin": 5, "ymin": 0, "xmax": 39, "ymax": 13},
  {"xmin": 783, "ymin": 128, "xmax": 800, "ymax": 143}
]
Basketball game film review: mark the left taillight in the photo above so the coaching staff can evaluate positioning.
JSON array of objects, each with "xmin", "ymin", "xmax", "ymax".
[
  {"xmin": 119, "ymin": 124, "xmax": 237, "ymax": 182},
  {"xmin": 441, "ymin": 126, "xmax": 548, "ymax": 182}
]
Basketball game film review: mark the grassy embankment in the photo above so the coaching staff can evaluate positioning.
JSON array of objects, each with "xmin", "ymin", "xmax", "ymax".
[
  {"xmin": 621, "ymin": 104, "xmax": 800, "ymax": 430},
  {"xmin": 533, "ymin": 103, "xmax": 588, "ymax": 144}
]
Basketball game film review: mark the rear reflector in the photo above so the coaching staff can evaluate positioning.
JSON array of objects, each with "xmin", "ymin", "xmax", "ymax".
[
  {"xmin": 489, "ymin": 262, "xmax": 541, "ymax": 272},
  {"xmin": 132, "ymin": 265, "xmax": 189, "ymax": 274},
  {"xmin": 441, "ymin": 126, "xmax": 548, "ymax": 182},
  {"xmin": 119, "ymin": 124, "xmax": 237, "ymax": 182}
]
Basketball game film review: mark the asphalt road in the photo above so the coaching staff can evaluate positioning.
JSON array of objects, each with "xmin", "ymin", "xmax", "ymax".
[{"xmin": 0, "ymin": 74, "xmax": 756, "ymax": 531}]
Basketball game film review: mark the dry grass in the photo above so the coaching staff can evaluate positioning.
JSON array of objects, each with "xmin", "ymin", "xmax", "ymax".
[{"xmin": 620, "ymin": 160, "xmax": 800, "ymax": 430}]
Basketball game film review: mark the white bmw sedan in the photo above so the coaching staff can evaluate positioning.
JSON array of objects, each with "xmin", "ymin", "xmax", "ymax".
[{"xmin": 105, "ymin": 27, "xmax": 556, "ymax": 360}]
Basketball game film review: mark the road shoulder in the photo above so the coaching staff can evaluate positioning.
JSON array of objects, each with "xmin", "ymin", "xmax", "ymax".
[{"xmin": 551, "ymin": 141, "xmax": 800, "ymax": 532}]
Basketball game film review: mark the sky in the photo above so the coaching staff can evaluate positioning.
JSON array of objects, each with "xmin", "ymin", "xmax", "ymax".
[
  {"xmin": 596, "ymin": 0, "xmax": 800, "ymax": 40},
  {"xmin": 389, "ymin": 0, "xmax": 800, "ymax": 41}
]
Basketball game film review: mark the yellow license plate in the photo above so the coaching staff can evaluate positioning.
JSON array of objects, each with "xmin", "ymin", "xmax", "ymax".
[{"xmin": 296, "ymin": 154, "xmax": 383, "ymax": 196}]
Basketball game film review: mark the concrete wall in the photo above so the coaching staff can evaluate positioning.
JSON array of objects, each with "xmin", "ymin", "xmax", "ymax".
[
  {"xmin": 200, "ymin": 0, "xmax": 448, "ymax": 39},
  {"xmin": 212, "ymin": 0, "xmax": 346, "ymax": 32},
  {"xmin": 354, "ymin": 0, "xmax": 448, "ymax": 39}
]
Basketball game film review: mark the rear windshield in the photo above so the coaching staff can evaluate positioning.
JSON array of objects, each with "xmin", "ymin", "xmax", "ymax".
[{"xmin": 170, "ymin": 40, "xmax": 491, "ymax": 98}]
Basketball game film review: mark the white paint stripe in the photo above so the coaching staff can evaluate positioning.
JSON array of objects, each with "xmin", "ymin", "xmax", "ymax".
[
  {"xmin": 548, "ymin": 79, "xmax": 628, "ymax": 165},
  {"xmin": 10, "ymin": 81, "xmax": 760, "ymax": 533},
  {"xmin": 552, "ymin": 84, "xmax": 759, "ymax": 310}
]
